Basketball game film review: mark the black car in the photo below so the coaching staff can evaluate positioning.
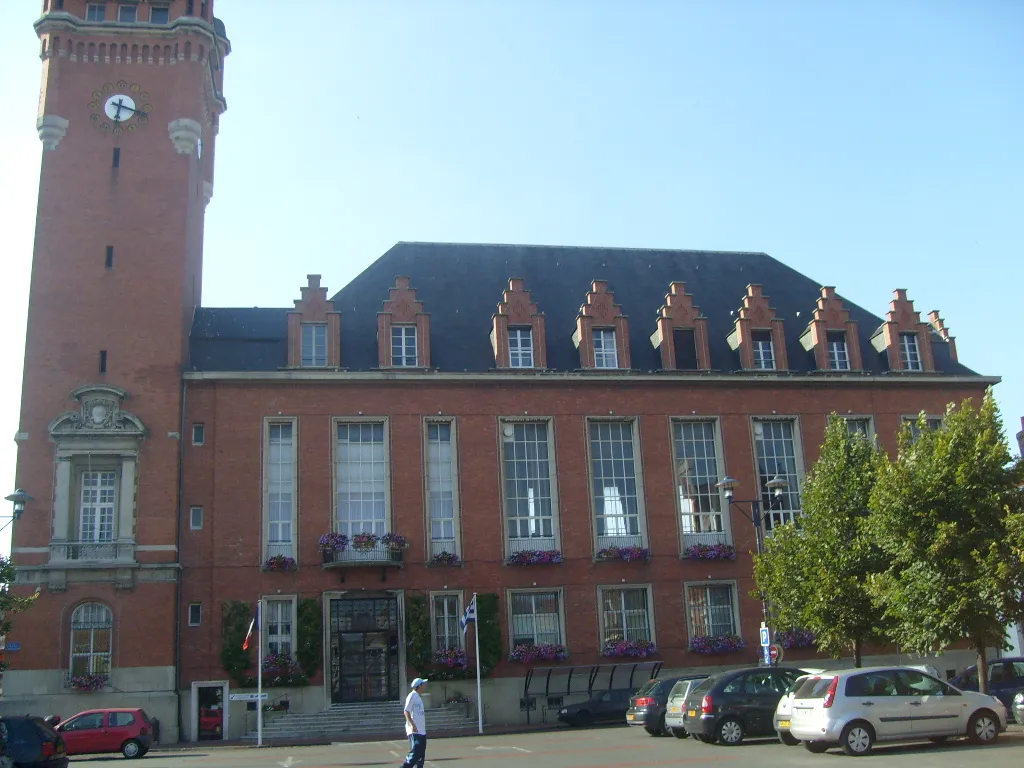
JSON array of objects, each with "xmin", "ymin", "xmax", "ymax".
[
  {"xmin": 556, "ymin": 689, "xmax": 635, "ymax": 726},
  {"xmin": 681, "ymin": 666, "xmax": 809, "ymax": 745},
  {"xmin": 951, "ymin": 657, "xmax": 1024, "ymax": 715},
  {"xmin": 627, "ymin": 675, "xmax": 704, "ymax": 736},
  {"xmin": 0, "ymin": 715, "xmax": 69, "ymax": 768}
]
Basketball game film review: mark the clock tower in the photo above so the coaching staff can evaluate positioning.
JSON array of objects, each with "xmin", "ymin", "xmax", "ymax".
[{"xmin": 7, "ymin": 1, "xmax": 228, "ymax": 735}]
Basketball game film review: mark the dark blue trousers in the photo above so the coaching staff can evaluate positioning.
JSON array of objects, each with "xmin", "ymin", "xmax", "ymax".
[{"xmin": 402, "ymin": 733, "xmax": 427, "ymax": 767}]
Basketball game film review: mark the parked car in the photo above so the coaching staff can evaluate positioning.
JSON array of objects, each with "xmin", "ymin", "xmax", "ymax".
[
  {"xmin": 55, "ymin": 708, "xmax": 154, "ymax": 759},
  {"xmin": 198, "ymin": 707, "xmax": 223, "ymax": 738},
  {"xmin": 664, "ymin": 678, "xmax": 707, "ymax": 738},
  {"xmin": 556, "ymin": 689, "xmax": 635, "ymax": 726},
  {"xmin": 774, "ymin": 669, "xmax": 831, "ymax": 746},
  {"xmin": 950, "ymin": 657, "xmax": 1024, "ymax": 715},
  {"xmin": 1013, "ymin": 691, "xmax": 1023, "ymax": 725},
  {"xmin": 681, "ymin": 666, "xmax": 809, "ymax": 745},
  {"xmin": 627, "ymin": 675, "xmax": 702, "ymax": 736},
  {"xmin": 0, "ymin": 715, "xmax": 68, "ymax": 768},
  {"xmin": 789, "ymin": 666, "xmax": 1007, "ymax": 756}
]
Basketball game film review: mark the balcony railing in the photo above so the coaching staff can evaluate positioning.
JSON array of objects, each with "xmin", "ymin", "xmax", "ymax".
[
  {"xmin": 322, "ymin": 543, "xmax": 404, "ymax": 567},
  {"xmin": 596, "ymin": 533, "xmax": 644, "ymax": 551},
  {"xmin": 681, "ymin": 531, "xmax": 729, "ymax": 548},
  {"xmin": 429, "ymin": 539, "xmax": 459, "ymax": 558},
  {"xmin": 508, "ymin": 536, "xmax": 557, "ymax": 554},
  {"xmin": 50, "ymin": 541, "xmax": 135, "ymax": 563},
  {"xmin": 266, "ymin": 541, "xmax": 294, "ymax": 559}
]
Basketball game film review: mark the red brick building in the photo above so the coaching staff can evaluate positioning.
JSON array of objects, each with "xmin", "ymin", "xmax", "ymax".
[{"xmin": 5, "ymin": 0, "xmax": 995, "ymax": 742}]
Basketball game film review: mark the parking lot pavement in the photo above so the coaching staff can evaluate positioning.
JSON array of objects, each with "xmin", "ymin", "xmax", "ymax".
[{"xmin": 71, "ymin": 723, "xmax": 1024, "ymax": 768}]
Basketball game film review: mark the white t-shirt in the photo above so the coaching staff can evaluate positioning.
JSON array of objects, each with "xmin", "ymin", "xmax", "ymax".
[{"xmin": 404, "ymin": 690, "xmax": 425, "ymax": 735}]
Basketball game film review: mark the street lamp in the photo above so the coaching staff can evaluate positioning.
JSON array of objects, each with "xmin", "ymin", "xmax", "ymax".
[{"xmin": 2, "ymin": 489, "xmax": 32, "ymax": 534}]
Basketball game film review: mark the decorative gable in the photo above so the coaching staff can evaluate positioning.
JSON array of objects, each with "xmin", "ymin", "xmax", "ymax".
[
  {"xmin": 572, "ymin": 280, "xmax": 630, "ymax": 370},
  {"xmin": 869, "ymin": 289, "xmax": 935, "ymax": 372},
  {"xmin": 798, "ymin": 286, "xmax": 863, "ymax": 371},
  {"xmin": 726, "ymin": 284, "xmax": 788, "ymax": 370},
  {"xmin": 48, "ymin": 384, "xmax": 146, "ymax": 441},
  {"xmin": 928, "ymin": 310, "xmax": 959, "ymax": 364},
  {"xmin": 287, "ymin": 274, "xmax": 341, "ymax": 368},
  {"xmin": 649, "ymin": 282, "xmax": 711, "ymax": 371},
  {"xmin": 377, "ymin": 276, "xmax": 431, "ymax": 368},
  {"xmin": 491, "ymin": 278, "xmax": 547, "ymax": 369}
]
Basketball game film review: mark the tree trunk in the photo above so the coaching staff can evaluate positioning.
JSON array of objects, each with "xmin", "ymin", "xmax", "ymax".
[
  {"xmin": 853, "ymin": 637, "xmax": 863, "ymax": 668},
  {"xmin": 974, "ymin": 639, "xmax": 989, "ymax": 696}
]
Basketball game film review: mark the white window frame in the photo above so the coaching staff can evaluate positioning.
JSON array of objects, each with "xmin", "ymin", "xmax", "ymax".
[
  {"xmin": 263, "ymin": 596, "xmax": 297, "ymax": 658},
  {"xmin": 333, "ymin": 418, "xmax": 391, "ymax": 537},
  {"xmin": 750, "ymin": 417, "xmax": 805, "ymax": 532},
  {"xmin": 188, "ymin": 603, "xmax": 202, "ymax": 627},
  {"xmin": 264, "ymin": 419, "xmax": 297, "ymax": 560},
  {"xmin": 597, "ymin": 584, "xmax": 655, "ymax": 648},
  {"xmin": 507, "ymin": 588, "xmax": 566, "ymax": 648},
  {"xmin": 671, "ymin": 417, "xmax": 730, "ymax": 549},
  {"xmin": 78, "ymin": 468, "xmax": 118, "ymax": 544},
  {"xmin": 752, "ymin": 330, "xmax": 776, "ymax": 370},
  {"xmin": 429, "ymin": 591, "xmax": 464, "ymax": 653},
  {"xmin": 826, "ymin": 331, "xmax": 851, "ymax": 371},
  {"xmin": 391, "ymin": 325, "xmax": 418, "ymax": 367},
  {"xmin": 587, "ymin": 419, "xmax": 647, "ymax": 550},
  {"xmin": 117, "ymin": 4, "xmax": 137, "ymax": 22},
  {"xmin": 593, "ymin": 328, "xmax": 618, "ymax": 369},
  {"xmin": 508, "ymin": 327, "xmax": 534, "ymax": 368},
  {"xmin": 425, "ymin": 419, "xmax": 460, "ymax": 558},
  {"xmin": 684, "ymin": 580, "xmax": 741, "ymax": 639},
  {"xmin": 69, "ymin": 602, "xmax": 113, "ymax": 677},
  {"xmin": 899, "ymin": 331, "xmax": 923, "ymax": 371},
  {"xmin": 86, "ymin": 3, "xmax": 106, "ymax": 21},
  {"xmin": 300, "ymin": 323, "xmax": 328, "ymax": 367},
  {"xmin": 189, "ymin": 506, "xmax": 203, "ymax": 531},
  {"xmin": 191, "ymin": 423, "xmax": 205, "ymax": 446},
  {"xmin": 500, "ymin": 418, "xmax": 560, "ymax": 555},
  {"xmin": 842, "ymin": 415, "xmax": 875, "ymax": 439}
]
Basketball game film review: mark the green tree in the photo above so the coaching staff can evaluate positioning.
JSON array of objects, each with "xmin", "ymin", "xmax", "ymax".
[
  {"xmin": 0, "ymin": 555, "xmax": 38, "ymax": 671},
  {"xmin": 754, "ymin": 415, "xmax": 888, "ymax": 666},
  {"xmin": 867, "ymin": 390, "xmax": 1024, "ymax": 694}
]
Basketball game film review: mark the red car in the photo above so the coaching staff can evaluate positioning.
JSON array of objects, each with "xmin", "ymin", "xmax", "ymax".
[
  {"xmin": 54, "ymin": 708, "xmax": 154, "ymax": 759},
  {"xmin": 198, "ymin": 707, "xmax": 223, "ymax": 738}
]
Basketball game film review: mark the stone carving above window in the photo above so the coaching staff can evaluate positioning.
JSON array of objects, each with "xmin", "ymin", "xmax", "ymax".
[{"xmin": 48, "ymin": 385, "xmax": 146, "ymax": 438}]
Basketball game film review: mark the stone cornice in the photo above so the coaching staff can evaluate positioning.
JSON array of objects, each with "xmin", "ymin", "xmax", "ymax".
[{"xmin": 35, "ymin": 12, "xmax": 227, "ymax": 52}]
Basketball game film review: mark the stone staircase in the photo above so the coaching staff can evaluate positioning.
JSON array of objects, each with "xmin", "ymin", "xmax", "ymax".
[{"xmin": 243, "ymin": 700, "xmax": 481, "ymax": 741}]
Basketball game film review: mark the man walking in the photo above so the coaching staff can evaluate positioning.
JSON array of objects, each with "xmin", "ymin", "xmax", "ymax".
[{"xmin": 402, "ymin": 677, "xmax": 428, "ymax": 768}]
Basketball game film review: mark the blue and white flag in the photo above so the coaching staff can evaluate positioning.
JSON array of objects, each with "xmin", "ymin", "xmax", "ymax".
[{"xmin": 461, "ymin": 595, "xmax": 477, "ymax": 635}]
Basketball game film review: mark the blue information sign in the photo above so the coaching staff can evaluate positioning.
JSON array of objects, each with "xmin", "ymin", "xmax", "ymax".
[
  {"xmin": 5, "ymin": 642, "xmax": 20, "ymax": 651},
  {"xmin": 759, "ymin": 627, "xmax": 771, "ymax": 648}
]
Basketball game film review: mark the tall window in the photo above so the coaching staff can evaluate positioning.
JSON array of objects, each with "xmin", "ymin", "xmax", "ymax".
[
  {"xmin": 903, "ymin": 415, "xmax": 944, "ymax": 442},
  {"xmin": 752, "ymin": 419, "xmax": 802, "ymax": 530},
  {"xmin": 845, "ymin": 418, "xmax": 872, "ymax": 438},
  {"xmin": 752, "ymin": 330, "xmax": 775, "ymax": 370},
  {"xmin": 117, "ymin": 4, "xmax": 137, "ymax": 22},
  {"xmin": 827, "ymin": 330, "xmax": 850, "ymax": 370},
  {"xmin": 508, "ymin": 328, "xmax": 534, "ymax": 368},
  {"xmin": 300, "ymin": 323, "xmax": 327, "ymax": 367},
  {"xmin": 70, "ymin": 603, "xmax": 112, "ymax": 677},
  {"xmin": 687, "ymin": 583, "xmax": 738, "ymax": 637},
  {"xmin": 600, "ymin": 587, "xmax": 651, "ymax": 647},
  {"xmin": 79, "ymin": 471, "xmax": 116, "ymax": 542},
  {"xmin": 589, "ymin": 421, "xmax": 642, "ymax": 547},
  {"xmin": 432, "ymin": 594, "xmax": 461, "ymax": 651},
  {"xmin": 593, "ymin": 329, "xmax": 618, "ymax": 369},
  {"xmin": 391, "ymin": 326, "xmax": 417, "ymax": 367},
  {"xmin": 267, "ymin": 423, "xmax": 294, "ymax": 558},
  {"xmin": 900, "ymin": 332, "xmax": 922, "ymax": 371},
  {"xmin": 86, "ymin": 3, "xmax": 106, "ymax": 21},
  {"xmin": 673, "ymin": 420, "xmax": 726, "ymax": 547},
  {"xmin": 510, "ymin": 591, "xmax": 562, "ymax": 646},
  {"xmin": 502, "ymin": 422, "xmax": 555, "ymax": 551},
  {"xmin": 426, "ymin": 422, "xmax": 456, "ymax": 555},
  {"xmin": 336, "ymin": 422, "xmax": 387, "ymax": 536},
  {"xmin": 265, "ymin": 599, "xmax": 294, "ymax": 657}
]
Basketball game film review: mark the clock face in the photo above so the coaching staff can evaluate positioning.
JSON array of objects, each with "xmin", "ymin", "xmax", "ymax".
[
  {"xmin": 88, "ymin": 80, "xmax": 153, "ymax": 135},
  {"xmin": 104, "ymin": 94, "xmax": 136, "ymax": 121}
]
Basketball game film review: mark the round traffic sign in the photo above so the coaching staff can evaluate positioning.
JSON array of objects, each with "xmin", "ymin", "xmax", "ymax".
[{"xmin": 768, "ymin": 643, "xmax": 783, "ymax": 663}]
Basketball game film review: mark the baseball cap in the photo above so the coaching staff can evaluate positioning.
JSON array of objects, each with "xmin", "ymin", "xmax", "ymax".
[{"xmin": 411, "ymin": 677, "xmax": 428, "ymax": 689}]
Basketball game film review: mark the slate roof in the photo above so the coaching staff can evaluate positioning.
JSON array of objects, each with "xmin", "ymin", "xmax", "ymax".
[{"xmin": 188, "ymin": 242, "xmax": 974, "ymax": 376}]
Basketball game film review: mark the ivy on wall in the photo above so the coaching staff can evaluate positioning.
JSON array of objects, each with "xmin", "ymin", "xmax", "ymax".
[
  {"xmin": 295, "ymin": 597, "xmax": 322, "ymax": 679},
  {"xmin": 406, "ymin": 595, "xmax": 433, "ymax": 675},
  {"xmin": 405, "ymin": 593, "xmax": 502, "ymax": 680},
  {"xmin": 221, "ymin": 600, "xmax": 252, "ymax": 686},
  {"xmin": 476, "ymin": 593, "xmax": 501, "ymax": 677}
]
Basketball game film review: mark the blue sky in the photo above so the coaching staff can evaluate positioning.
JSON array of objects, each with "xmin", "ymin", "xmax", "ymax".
[{"xmin": 0, "ymin": 0, "xmax": 1021, "ymax": 552}]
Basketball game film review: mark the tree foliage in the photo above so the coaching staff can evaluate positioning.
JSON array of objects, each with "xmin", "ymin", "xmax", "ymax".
[
  {"xmin": 867, "ymin": 390, "xmax": 1024, "ymax": 693},
  {"xmin": 0, "ymin": 555, "xmax": 38, "ymax": 672},
  {"xmin": 754, "ymin": 415, "xmax": 888, "ymax": 666}
]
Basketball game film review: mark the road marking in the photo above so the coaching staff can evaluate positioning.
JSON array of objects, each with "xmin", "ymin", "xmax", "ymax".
[
  {"xmin": 475, "ymin": 745, "xmax": 533, "ymax": 752},
  {"xmin": 277, "ymin": 758, "xmax": 300, "ymax": 768}
]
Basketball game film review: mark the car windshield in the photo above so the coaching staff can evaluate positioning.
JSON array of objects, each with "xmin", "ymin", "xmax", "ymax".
[
  {"xmin": 635, "ymin": 679, "xmax": 662, "ymax": 696},
  {"xmin": 786, "ymin": 675, "xmax": 809, "ymax": 695},
  {"xmin": 793, "ymin": 676, "xmax": 836, "ymax": 699},
  {"xmin": 688, "ymin": 676, "xmax": 718, "ymax": 698},
  {"xmin": 668, "ymin": 680, "xmax": 689, "ymax": 698}
]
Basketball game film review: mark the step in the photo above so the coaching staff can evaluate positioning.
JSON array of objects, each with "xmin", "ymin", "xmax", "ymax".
[{"xmin": 244, "ymin": 703, "xmax": 479, "ymax": 740}]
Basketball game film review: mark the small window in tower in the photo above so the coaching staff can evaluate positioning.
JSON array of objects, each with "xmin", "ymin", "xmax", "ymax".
[
  {"xmin": 188, "ymin": 603, "xmax": 202, "ymax": 626},
  {"xmin": 117, "ymin": 4, "xmax": 137, "ymax": 23},
  {"xmin": 150, "ymin": 7, "xmax": 169, "ymax": 24},
  {"xmin": 86, "ymin": 3, "xmax": 106, "ymax": 22},
  {"xmin": 112, "ymin": 147, "xmax": 120, "ymax": 168},
  {"xmin": 189, "ymin": 506, "xmax": 204, "ymax": 530},
  {"xmin": 192, "ymin": 423, "xmax": 206, "ymax": 446},
  {"xmin": 99, "ymin": 350, "xmax": 108, "ymax": 373},
  {"xmin": 105, "ymin": 246, "xmax": 113, "ymax": 269}
]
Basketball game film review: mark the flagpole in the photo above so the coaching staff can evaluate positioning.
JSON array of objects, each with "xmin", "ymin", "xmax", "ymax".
[
  {"xmin": 257, "ymin": 598, "xmax": 263, "ymax": 747},
  {"xmin": 473, "ymin": 592, "xmax": 482, "ymax": 735}
]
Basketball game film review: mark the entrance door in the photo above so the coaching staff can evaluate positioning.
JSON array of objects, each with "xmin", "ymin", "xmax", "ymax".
[{"xmin": 329, "ymin": 597, "xmax": 400, "ymax": 703}]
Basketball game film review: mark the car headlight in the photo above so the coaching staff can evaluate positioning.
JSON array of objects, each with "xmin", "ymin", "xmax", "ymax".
[
  {"xmin": 560, "ymin": 709, "xmax": 567, "ymax": 714},
  {"xmin": 1014, "ymin": 692, "xmax": 1023, "ymax": 705}
]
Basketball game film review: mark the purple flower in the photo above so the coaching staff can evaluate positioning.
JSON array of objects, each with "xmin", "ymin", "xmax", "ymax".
[
  {"xmin": 428, "ymin": 551, "xmax": 461, "ymax": 566},
  {"xmin": 683, "ymin": 543, "xmax": 737, "ymax": 560},
  {"xmin": 318, "ymin": 532, "xmax": 349, "ymax": 551},
  {"xmin": 432, "ymin": 647, "xmax": 468, "ymax": 668},
  {"xmin": 508, "ymin": 643, "xmax": 569, "ymax": 663},
  {"xmin": 688, "ymin": 634, "xmax": 745, "ymax": 654},
  {"xmin": 596, "ymin": 546, "xmax": 650, "ymax": 562},
  {"xmin": 264, "ymin": 555, "xmax": 297, "ymax": 572},
  {"xmin": 777, "ymin": 629, "xmax": 817, "ymax": 649},
  {"xmin": 352, "ymin": 532, "xmax": 379, "ymax": 549},
  {"xmin": 505, "ymin": 549, "xmax": 564, "ymax": 566},
  {"xmin": 69, "ymin": 673, "xmax": 108, "ymax": 691},
  {"xmin": 382, "ymin": 532, "xmax": 408, "ymax": 549},
  {"xmin": 601, "ymin": 639, "xmax": 657, "ymax": 658}
]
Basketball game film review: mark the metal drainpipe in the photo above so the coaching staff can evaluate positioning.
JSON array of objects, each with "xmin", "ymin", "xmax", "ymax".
[{"xmin": 173, "ymin": 380, "xmax": 188, "ymax": 742}]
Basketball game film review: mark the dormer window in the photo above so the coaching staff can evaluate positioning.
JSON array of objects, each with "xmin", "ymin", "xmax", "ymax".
[
  {"xmin": 726, "ymin": 285, "xmax": 788, "ymax": 371},
  {"xmin": 86, "ymin": 3, "xmax": 106, "ymax": 21},
  {"xmin": 900, "ymin": 332, "xmax": 922, "ymax": 371},
  {"xmin": 593, "ymin": 329, "xmax": 618, "ymax": 369},
  {"xmin": 391, "ymin": 326, "xmax": 418, "ymax": 367},
  {"xmin": 300, "ymin": 323, "xmax": 327, "ymax": 367},
  {"xmin": 509, "ymin": 328, "xmax": 534, "ymax": 368},
  {"xmin": 752, "ymin": 330, "xmax": 775, "ymax": 370},
  {"xmin": 827, "ymin": 331, "xmax": 850, "ymax": 370},
  {"xmin": 117, "ymin": 4, "xmax": 137, "ymax": 22}
]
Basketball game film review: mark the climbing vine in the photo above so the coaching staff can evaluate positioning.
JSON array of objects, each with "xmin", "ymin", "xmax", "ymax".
[
  {"xmin": 221, "ymin": 600, "xmax": 252, "ymax": 686},
  {"xmin": 406, "ymin": 594, "xmax": 433, "ymax": 675},
  {"xmin": 476, "ymin": 593, "xmax": 501, "ymax": 677},
  {"xmin": 405, "ymin": 592, "xmax": 502, "ymax": 679},
  {"xmin": 295, "ymin": 597, "xmax": 322, "ymax": 679}
]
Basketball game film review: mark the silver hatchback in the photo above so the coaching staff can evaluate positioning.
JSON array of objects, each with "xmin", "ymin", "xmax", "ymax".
[{"xmin": 663, "ymin": 678, "xmax": 706, "ymax": 738}]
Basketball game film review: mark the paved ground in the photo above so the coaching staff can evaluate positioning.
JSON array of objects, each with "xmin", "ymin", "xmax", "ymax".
[{"xmin": 70, "ymin": 723, "xmax": 1024, "ymax": 768}]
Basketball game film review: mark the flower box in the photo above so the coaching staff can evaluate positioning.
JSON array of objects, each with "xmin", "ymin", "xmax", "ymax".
[
  {"xmin": 508, "ymin": 643, "xmax": 569, "ymax": 663},
  {"xmin": 318, "ymin": 532, "xmax": 349, "ymax": 553},
  {"xmin": 505, "ymin": 549, "xmax": 563, "ymax": 566},
  {"xmin": 69, "ymin": 673, "xmax": 108, "ymax": 692},
  {"xmin": 427, "ymin": 551, "xmax": 461, "ymax": 567},
  {"xmin": 596, "ymin": 546, "xmax": 650, "ymax": 562},
  {"xmin": 382, "ymin": 532, "xmax": 408, "ymax": 551},
  {"xmin": 351, "ymin": 532, "xmax": 380, "ymax": 550},
  {"xmin": 601, "ymin": 639, "xmax": 657, "ymax": 658},
  {"xmin": 263, "ymin": 554, "xmax": 297, "ymax": 572},
  {"xmin": 432, "ymin": 647, "xmax": 467, "ymax": 669},
  {"xmin": 688, "ymin": 634, "xmax": 745, "ymax": 654},
  {"xmin": 252, "ymin": 653, "xmax": 309, "ymax": 687},
  {"xmin": 683, "ymin": 543, "xmax": 736, "ymax": 560},
  {"xmin": 776, "ymin": 629, "xmax": 816, "ymax": 649}
]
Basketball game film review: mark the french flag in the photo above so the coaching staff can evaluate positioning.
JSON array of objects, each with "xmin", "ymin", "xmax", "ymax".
[{"xmin": 242, "ymin": 603, "xmax": 259, "ymax": 650}]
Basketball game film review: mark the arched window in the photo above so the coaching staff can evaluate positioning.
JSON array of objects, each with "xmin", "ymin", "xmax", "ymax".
[{"xmin": 70, "ymin": 603, "xmax": 112, "ymax": 676}]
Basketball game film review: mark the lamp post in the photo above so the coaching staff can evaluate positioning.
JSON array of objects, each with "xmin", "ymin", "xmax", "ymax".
[{"xmin": 2, "ymin": 489, "xmax": 32, "ymax": 535}]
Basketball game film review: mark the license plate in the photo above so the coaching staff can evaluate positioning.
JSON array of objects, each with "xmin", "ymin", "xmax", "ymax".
[
  {"xmin": 779, "ymin": 719, "xmax": 790, "ymax": 728},
  {"xmin": 669, "ymin": 706, "xmax": 680, "ymax": 713},
  {"xmin": 687, "ymin": 709, "xmax": 697, "ymax": 718},
  {"xmin": 627, "ymin": 714, "xmax": 635, "ymax": 721}
]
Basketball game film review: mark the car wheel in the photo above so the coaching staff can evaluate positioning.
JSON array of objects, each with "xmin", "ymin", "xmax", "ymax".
[
  {"xmin": 803, "ymin": 741, "xmax": 829, "ymax": 753},
  {"xmin": 644, "ymin": 726, "xmax": 659, "ymax": 736},
  {"xmin": 779, "ymin": 731, "xmax": 800, "ymax": 746},
  {"xmin": 657, "ymin": 714, "xmax": 670, "ymax": 736},
  {"xmin": 121, "ymin": 739, "xmax": 143, "ymax": 758},
  {"xmin": 717, "ymin": 717, "xmax": 744, "ymax": 746},
  {"xmin": 671, "ymin": 727, "xmax": 689, "ymax": 739},
  {"xmin": 841, "ymin": 721, "xmax": 874, "ymax": 757},
  {"xmin": 967, "ymin": 710, "xmax": 999, "ymax": 745}
]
